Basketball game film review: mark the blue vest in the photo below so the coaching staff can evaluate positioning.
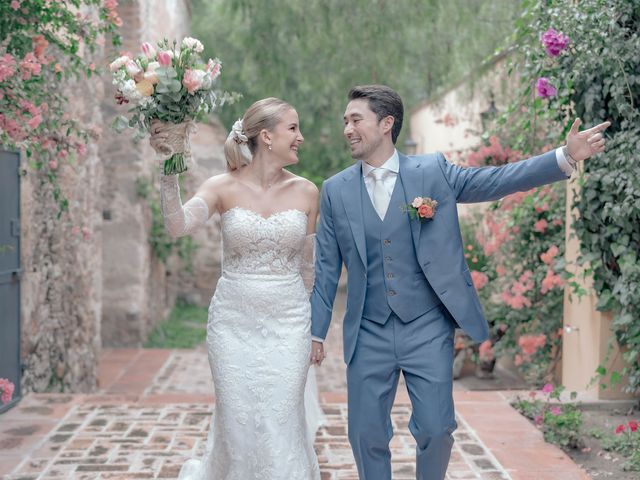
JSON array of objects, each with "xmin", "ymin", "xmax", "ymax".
[{"xmin": 361, "ymin": 174, "xmax": 441, "ymax": 324}]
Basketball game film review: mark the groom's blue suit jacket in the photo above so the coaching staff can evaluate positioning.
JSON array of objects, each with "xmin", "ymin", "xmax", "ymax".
[{"xmin": 310, "ymin": 150, "xmax": 568, "ymax": 364}]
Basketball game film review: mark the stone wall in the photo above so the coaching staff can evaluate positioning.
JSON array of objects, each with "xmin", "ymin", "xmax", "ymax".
[{"xmin": 20, "ymin": 79, "xmax": 104, "ymax": 393}]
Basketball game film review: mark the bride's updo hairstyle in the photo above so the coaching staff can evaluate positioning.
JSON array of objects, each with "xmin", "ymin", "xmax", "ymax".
[{"xmin": 224, "ymin": 97, "xmax": 293, "ymax": 171}]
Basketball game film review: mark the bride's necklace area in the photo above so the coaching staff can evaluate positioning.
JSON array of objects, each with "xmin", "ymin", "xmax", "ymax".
[{"xmin": 244, "ymin": 169, "xmax": 286, "ymax": 191}]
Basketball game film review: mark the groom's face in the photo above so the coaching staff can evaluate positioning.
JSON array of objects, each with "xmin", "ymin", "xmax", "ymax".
[{"xmin": 343, "ymin": 99, "xmax": 385, "ymax": 161}]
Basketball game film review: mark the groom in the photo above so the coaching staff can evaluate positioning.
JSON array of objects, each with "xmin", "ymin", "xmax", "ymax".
[{"xmin": 310, "ymin": 85, "xmax": 609, "ymax": 480}]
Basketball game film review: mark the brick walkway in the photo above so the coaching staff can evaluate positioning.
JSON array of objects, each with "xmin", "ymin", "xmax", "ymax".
[{"xmin": 1, "ymin": 293, "xmax": 591, "ymax": 480}]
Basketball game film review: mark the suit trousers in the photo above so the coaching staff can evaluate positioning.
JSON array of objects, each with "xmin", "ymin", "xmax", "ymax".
[{"xmin": 346, "ymin": 306, "xmax": 457, "ymax": 480}]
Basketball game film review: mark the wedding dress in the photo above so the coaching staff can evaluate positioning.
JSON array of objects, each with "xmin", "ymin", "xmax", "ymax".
[{"xmin": 159, "ymin": 176, "xmax": 322, "ymax": 480}]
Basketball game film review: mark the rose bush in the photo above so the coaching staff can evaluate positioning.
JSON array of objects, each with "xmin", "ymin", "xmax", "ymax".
[{"xmin": 0, "ymin": 0, "xmax": 122, "ymax": 214}]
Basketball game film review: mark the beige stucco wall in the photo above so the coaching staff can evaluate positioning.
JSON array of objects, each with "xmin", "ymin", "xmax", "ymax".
[
  {"xmin": 409, "ymin": 54, "xmax": 514, "ymax": 164},
  {"xmin": 562, "ymin": 172, "xmax": 636, "ymax": 399}
]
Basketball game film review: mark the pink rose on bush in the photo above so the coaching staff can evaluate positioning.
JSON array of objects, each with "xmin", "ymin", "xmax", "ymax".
[
  {"xmin": 0, "ymin": 378, "xmax": 15, "ymax": 404},
  {"xmin": 534, "ymin": 219, "xmax": 548, "ymax": 233},
  {"xmin": 541, "ymin": 268, "xmax": 564, "ymax": 294},
  {"xmin": 541, "ymin": 383, "xmax": 554, "ymax": 394},
  {"xmin": 470, "ymin": 270, "xmax": 488, "ymax": 290},
  {"xmin": 478, "ymin": 340, "xmax": 494, "ymax": 361},
  {"xmin": 20, "ymin": 52, "xmax": 41, "ymax": 80},
  {"xmin": 550, "ymin": 406, "xmax": 562, "ymax": 416},
  {"xmin": 541, "ymin": 28, "xmax": 570, "ymax": 57},
  {"xmin": 519, "ymin": 334, "xmax": 547, "ymax": 357},
  {"xmin": 0, "ymin": 54, "xmax": 17, "ymax": 82},
  {"xmin": 540, "ymin": 245, "xmax": 559, "ymax": 265},
  {"xmin": 536, "ymin": 77, "xmax": 557, "ymax": 99},
  {"xmin": 27, "ymin": 114, "xmax": 42, "ymax": 129}
]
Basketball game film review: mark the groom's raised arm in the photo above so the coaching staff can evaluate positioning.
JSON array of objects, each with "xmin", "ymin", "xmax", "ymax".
[
  {"xmin": 440, "ymin": 118, "xmax": 610, "ymax": 204},
  {"xmin": 310, "ymin": 181, "xmax": 343, "ymax": 341},
  {"xmin": 438, "ymin": 149, "xmax": 569, "ymax": 204}
]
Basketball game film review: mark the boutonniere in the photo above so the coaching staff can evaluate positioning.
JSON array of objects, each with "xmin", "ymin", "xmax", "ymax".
[{"xmin": 402, "ymin": 196, "xmax": 438, "ymax": 221}]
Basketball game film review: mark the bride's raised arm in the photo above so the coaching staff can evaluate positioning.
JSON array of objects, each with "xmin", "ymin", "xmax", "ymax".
[
  {"xmin": 159, "ymin": 175, "xmax": 211, "ymax": 238},
  {"xmin": 150, "ymin": 121, "xmax": 218, "ymax": 239}
]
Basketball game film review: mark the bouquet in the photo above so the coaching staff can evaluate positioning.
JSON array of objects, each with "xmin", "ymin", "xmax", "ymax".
[{"xmin": 110, "ymin": 37, "xmax": 238, "ymax": 174}]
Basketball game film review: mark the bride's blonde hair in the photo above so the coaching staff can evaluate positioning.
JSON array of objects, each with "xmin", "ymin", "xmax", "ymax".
[{"xmin": 224, "ymin": 97, "xmax": 293, "ymax": 171}]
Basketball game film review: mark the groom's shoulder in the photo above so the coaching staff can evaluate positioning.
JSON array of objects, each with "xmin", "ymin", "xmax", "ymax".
[
  {"xmin": 406, "ymin": 152, "xmax": 445, "ymax": 168},
  {"xmin": 323, "ymin": 163, "xmax": 359, "ymax": 187}
]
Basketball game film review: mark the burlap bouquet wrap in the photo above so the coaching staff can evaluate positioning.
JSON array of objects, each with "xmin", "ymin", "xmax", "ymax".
[{"xmin": 152, "ymin": 120, "xmax": 197, "ymax": 175}]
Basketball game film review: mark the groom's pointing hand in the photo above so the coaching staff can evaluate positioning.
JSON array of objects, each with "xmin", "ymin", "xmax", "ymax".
[{"xmin": 565, "ymin": 118, "xmax": 611, "ymax": 162}]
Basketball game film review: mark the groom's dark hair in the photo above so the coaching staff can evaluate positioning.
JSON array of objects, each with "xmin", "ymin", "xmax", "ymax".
[{"xmin": 348, "ymin": 85, "xmax": 404, "ymax": 144}]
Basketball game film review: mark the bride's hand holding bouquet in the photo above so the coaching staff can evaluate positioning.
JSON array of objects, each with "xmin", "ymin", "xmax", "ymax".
[{"xmin": 110, "ymin": 37, "xmax": 238, "ymax": 175}]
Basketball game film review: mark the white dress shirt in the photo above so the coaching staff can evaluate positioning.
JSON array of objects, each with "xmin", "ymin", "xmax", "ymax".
[
  {"xmin": 362, "ymin": 150, "xmax": 400, "ymax": 217},
  {"xmin": 311, "ymin": 147, "xmax": 574, "ymax": 344}
]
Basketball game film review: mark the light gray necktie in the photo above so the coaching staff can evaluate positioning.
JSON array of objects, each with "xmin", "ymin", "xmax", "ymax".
[{"xmin": 369, "ymin": 168, "xmax": 389, "ymax": 220}]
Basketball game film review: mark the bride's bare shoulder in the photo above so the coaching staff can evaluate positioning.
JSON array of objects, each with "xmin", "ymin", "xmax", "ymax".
[
  {"xmin": 286, "ymin": 172, "xmax": 318, "ymax": 197},
  {"xmin": 199, "ymin": 172, "xmax": 235, "ymax": 190}
]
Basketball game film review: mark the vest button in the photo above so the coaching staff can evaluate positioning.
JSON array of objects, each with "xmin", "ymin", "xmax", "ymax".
[
  {"xmin": 387, "ymin": 273, "xmax": 394, "ymax": 279},
  {"xmin": 388, "ymin": 290, "xmax": 396, "ymax": 296},
  {"xmin": 384, "ymin": 256, "xmax": 392, "ymax": 262},
  {"xmin": 383, "ymin": 239, "xmax": 391, "ymax": 246}
]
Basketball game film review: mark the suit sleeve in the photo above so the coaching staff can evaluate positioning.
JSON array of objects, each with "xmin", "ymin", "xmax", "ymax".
[
  {"xmin": 437, "ymin": 150, "xmax": 569, "ymax": 204},
  {"xmin": 310, "ymin": 181, "xmax": 343, "ymax": 340}
]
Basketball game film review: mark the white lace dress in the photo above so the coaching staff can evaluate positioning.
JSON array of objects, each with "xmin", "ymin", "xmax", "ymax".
[{"xmin": 178, "ymin": 207, "xmax": 321, "ymax": 480}]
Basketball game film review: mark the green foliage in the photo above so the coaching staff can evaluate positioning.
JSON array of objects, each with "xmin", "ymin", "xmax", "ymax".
[
  {"xmin": 192, "ymin": 0, "xmax": 520, "ymax": 184},
  {"xmin": 144, "ymin": 300, "xmax": 208, "ymax": 348},
  {"xmin": 512, "ymin": 384, "xmax": 584, "ymax": 449},
  {"xmin": 505, "ymin": 0, "xmax": 640, "ymax": 392},
  {"xmin": 136, "ymin": 178, "xmax": 196, "ymax": 270}
]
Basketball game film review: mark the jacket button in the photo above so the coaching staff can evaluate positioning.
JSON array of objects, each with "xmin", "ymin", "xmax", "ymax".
[
  {"xmin": 387, "ymin": 273, "xmax": 394, "ymax": 279},
  {"xmin": 384, "ymin": 256, "xmax": 392, "ymax": 262},
  {"xmin": 383, "ymin": 239, "xmax": 391, "ymax": 246},
  {"xmin": 388, "ymin": 290, "xmax": 396, "ymax": 296}
]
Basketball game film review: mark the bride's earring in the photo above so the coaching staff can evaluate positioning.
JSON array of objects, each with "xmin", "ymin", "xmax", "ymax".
[{"xmin": 268, "ymin": 144, "xmax": 272, "ymax": 151}]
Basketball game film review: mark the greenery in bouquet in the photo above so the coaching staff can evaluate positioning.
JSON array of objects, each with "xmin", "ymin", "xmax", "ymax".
[{"xmin": 110, "ymin": 37, "xmax": 240, "ymax": 175}]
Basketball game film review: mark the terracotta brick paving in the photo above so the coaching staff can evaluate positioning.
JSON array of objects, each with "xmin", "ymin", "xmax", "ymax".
[{"xmin": 0, "ymin": 292, "xmax": 591, "ymax": 479}]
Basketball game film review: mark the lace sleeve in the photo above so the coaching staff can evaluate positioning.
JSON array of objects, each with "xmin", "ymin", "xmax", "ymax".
[
  {"xmin": 300, "ymin": 234, "xmax": 316, "ymax": 296},
  {"xmin": 160, "ymin": 175, "xmax": 209, "ymax": 238}
]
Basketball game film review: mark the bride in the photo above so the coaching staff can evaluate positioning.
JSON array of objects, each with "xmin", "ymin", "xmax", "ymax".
[{"xmin": 150, "ymin": 97, "xmax": 325, "ymax": 479}]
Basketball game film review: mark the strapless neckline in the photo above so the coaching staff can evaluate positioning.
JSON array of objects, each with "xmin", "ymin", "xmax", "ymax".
[{"xmin": 221, "ymin": 206, "xmax": 307, "ymax": 221}]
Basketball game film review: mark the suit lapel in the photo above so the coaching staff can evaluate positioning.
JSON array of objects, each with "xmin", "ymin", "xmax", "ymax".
[
  {"xmin": 398, "ymin": 154, "xmax": 424, "ymax": 255},
  {"xmin": 340, "ymin": 162, "xmax": 367, "ymax": 267}
]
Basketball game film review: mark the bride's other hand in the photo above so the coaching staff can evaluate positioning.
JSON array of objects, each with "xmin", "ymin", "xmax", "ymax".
[{"xmin": 311, "ymin": 340, "xmax": 325, "ymax": 366}]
